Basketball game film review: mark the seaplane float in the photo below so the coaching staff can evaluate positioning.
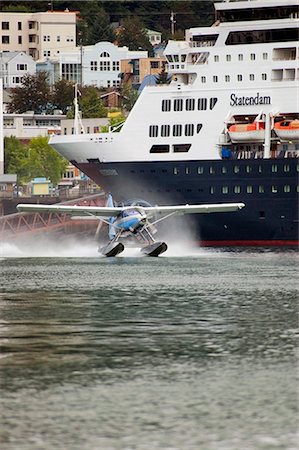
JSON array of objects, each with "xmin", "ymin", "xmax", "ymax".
[{"xmin": 17, "ymin": 196, "xmax": 245, "ymax": 257}]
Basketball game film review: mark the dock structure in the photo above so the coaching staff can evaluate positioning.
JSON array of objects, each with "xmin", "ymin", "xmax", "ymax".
[{"xmin": 0, "ymin": 193, "xmax": 105, "ymax": 241}]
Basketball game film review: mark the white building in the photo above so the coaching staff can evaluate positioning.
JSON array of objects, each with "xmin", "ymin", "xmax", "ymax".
[
  {"xmin": 0, "ymin": 51, "xmax": 36, "ymax": 88},
  {"xmin": 0, "ymin": 10, "xmax": 77, "ymax": 61},
  {"xmin": 60, "ymin": 41, "xmax": 147, "ymax": 88},
  {"xmin": 3, "ymin": 112, "xmax": 65, "ymax": 140},
  {"xmin": 146, "ymin": 29, "xmax": 162, "ymax": 46}
]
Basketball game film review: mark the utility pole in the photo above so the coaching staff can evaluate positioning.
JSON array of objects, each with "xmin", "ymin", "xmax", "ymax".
[
  {"xmin": 170, "ymin": 11, "xmax": 176, "ymax": 37},
  {"xmin": 0, "ymin": 77, "xmax": 3, "ymax": 175}
]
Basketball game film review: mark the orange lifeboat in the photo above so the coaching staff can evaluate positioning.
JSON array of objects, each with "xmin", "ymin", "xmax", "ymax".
[
  {"xmin": 228, "ymin": 122, "xmax": 265, "ymax": 143},
  {"xmin": 274, "ymin": 119, "xmax": 299, "ymax": 141}
]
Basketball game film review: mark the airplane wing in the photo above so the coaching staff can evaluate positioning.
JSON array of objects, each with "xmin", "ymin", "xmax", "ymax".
[
  {"xmin": 16, "ymin": 203, "xmax": 124, "ymax": 217},
  {"xmin": 142, "ymin": 202, "xmax": 245, "ymax": 216},
  {"xmin": 17, "ymin": 202, "xmax": 245, "ymax": 218}
]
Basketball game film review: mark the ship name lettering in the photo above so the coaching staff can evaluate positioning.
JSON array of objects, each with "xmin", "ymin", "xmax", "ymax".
[{"xmin": 230, "ymin": 93, "xmax": 271, "ymax": 107}]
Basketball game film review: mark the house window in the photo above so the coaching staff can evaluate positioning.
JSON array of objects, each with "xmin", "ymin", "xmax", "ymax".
[
  {"xmin": 174, "ymin": 99, "xmax": 183, "ymax": 111},
  {"xmin": 213, "ymin": 75, "xmax": 218, "ymax": 82},
  {"xmin": 90, "ymin": 61, "xmax": 97, "ymax": 71},
  {"xmin": 99, "ymin": 61, "xmax": 110, "ymax": 71},
  {"xmin": 18, "ymin": 36, "xmax": 22, "ymax": 44},
  {"xmin": 185, "ymin": 124, "xmax": 194, "ymax": 136},
  {"xmin": 12, "ymin": 76, "xmax": 22, "ymax": 84},
  {"xmin": 173, "ymin": 124, "xmax": 182, "ymax": 136},
  {"xmin": 198, "ymin": 98, "xmax": 207, "ymax": 110},
  {"xmin": 2, "ymin": 22, "xmax": 9, "ymax": 30},
  {"xmin": 150, "ymin": 61, "xmax": 159, "ymax": 69},
  {"xmin": 57, "ymin": 36, "xmax": 61, "ymax": 42},
  {"xmin": 162, "ymin": 99, "xmax": 171, "ymax": 112},
  {"xmin": 18, "ymin": 22, "xmax": 22, "ymax": 30},
  {"xmin": 237, "ymin": 74, "xmax": 242, "ymax": 81},
  {"xmin": 43, "ymin": 50, "xmax": 51, "ymax": 57},
  {"xmin": 225, "ymin": 75, "xmax": 230, "ymax": 82},
  {"xmin": 17, "ymin": 64, "xmax": 27, "ymax": 71},
  {"xmin": 186, "ymin": 98, "xmax": 195, "ymax": 111},
  {"xmin": 43, "ymin": 35, "xmax": 50, "ymax": 42},
  {"xmin": 100, "ymin": 52, "xmax": 110, "ymax": 57},
  {"xmin": 2, "ymin": 36, "xmax": 9, "ymax": 44},
  {"xmin": 161, "ymin": 124, "xmax": 170, "ymax": 137},
  {"xmin": 112, "ymin": 61, "xmax": 119, "ymax": 71}
]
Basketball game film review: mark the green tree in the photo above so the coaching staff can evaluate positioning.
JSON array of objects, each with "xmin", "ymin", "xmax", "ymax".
[
  {"xmin": 78, "ymin": 1, "xmax": 115, "ymax": 45},
  {"xmin": 155, "ymin": 66, "xmax": 171, "ymax": 85},
  {"xmin": 117, "ymin": 16, "xmax": 153, "ymax": 54},
  {"xmin": 7, "ymin": 72, "xmax": 51, "ymax": 114},
  {"xmin": 4, "ymin": 136, "xmax": 67, "ymax": 185},
  {"xmin": 67, "ymin": 86, "xmax": 107, "ymax": 119},
  {"xmin": 52, "ymin": 79, "xmax": 75, "ymax": 114},
  {"xmin": 120, "ymin": 83, "xmax": 139, "ymax": 112},
  {"xmin": 25, "ymin": 136, "xmax": 68, "ymax": 185}
]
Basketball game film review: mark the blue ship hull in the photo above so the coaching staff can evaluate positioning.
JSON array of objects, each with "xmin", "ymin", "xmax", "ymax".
[{"xmin": 73, "ymin": 157, "xmax": 299, "ymax": 246}]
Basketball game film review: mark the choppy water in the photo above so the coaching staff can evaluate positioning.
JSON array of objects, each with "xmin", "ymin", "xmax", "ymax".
[{"xmin": 0, "ymin": 242, "xmax": 298, "ymax": 450}]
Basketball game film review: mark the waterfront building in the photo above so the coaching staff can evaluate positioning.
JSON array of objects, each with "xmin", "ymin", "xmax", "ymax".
[{"xmin": 3, "ymin": 112, "xmax": 65, "ymax": 141}]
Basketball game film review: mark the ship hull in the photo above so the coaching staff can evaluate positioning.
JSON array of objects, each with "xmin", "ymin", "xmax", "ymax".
[{"xmin": 72, "ymin": 157, "xmax": 299, "ymax": 246}]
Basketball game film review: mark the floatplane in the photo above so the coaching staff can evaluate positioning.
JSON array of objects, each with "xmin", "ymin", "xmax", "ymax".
[{"xmin": 17, "ymin": 196, "xmax": 245, "ymax": 257}]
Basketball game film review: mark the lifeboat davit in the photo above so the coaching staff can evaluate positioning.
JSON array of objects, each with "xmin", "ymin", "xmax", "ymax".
[
  {"xmin": 228, "ymin": 122, "xmax": 265, "ymax": 143},
  {"xmin": 274, "ymin": 120, "xmax": 299, "ymax": 141}
]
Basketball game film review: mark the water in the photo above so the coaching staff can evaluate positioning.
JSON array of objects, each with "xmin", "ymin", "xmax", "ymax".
[{"xmin": 0, "ymin": 242, "xmax": 298, "ymax": 450}]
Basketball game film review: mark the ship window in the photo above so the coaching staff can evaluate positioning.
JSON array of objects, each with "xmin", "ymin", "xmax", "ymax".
[
  {"xmin": 237, "ymin": 74, "xmax": 243, "ymax": 81},
  {"xmin": 249, "ymin": 74, "xmax": 255, "ymax": 81},
  {"xmin": 186, "ymin": 167, "xmax": 190, "ymax": 174},
  {"xmin": 259, "ymin": 211, "xmax": 265, "ymax": 218},
  {"xmin": 226, "ymin": 28, "xmax": 299, "ymax": 46},
  {"xmin": 198, "ymin": 98, "xmax": 207, "ymax": 110},
  {"xmin": 210, "ymin": 98, "xmax": 218, "ymax": 110},
  {"xmin": 174, "ymin": 99, "xmax": 183, "ymax": 111},
  {"xmin": 225, "ymin": 75, "xmax": 230, "ymax": 82},
  {"xmin": 161, "ymin": 124, "xmax": 170, "ymax": 137},
  {"xmin": 162, "ymin": 99, "xmax": 171, "ymax": 112},
  {"xmin": 201, "ymin": 76, "xmax": 206, "ymax": 83},
  {"xmin": 149, "ymin": 125, "xmax": 158, "ymax": 137},
  {"xmin": 173, "ymin": 124, "xmax": 182, "ymax": 136},
  {"xmin": 222, "ymin": 166, "xmax": 227, "ymax": 174},
  {"xmin": 272, "ymin": 164, "xmax": 278, "ymax": 172},
  {"xmin": 234, "ymin": 186, "xmax": 241, "ymax": 193},
  {"xmin": 197, "ymin": 124, "xmax": 203, "ymax": 133},
  {"xmin": 213, "ymin": 75, "xmax": 218, "ymax": 82},
  {"xmin": 214, "ymin": 55, "xmax": 219, "ymax": 62},
  {"xmin": 174, "ymin": 167, "xmax": 179, "ymax": 175},
  {"xmin": 246, "ymin": 165, "xmax": 252, "ymax": 173},
  {"xmin": 262, "ymin": 73, "xmax": 267, "ymax": 80},
  {"xmin": 166, "ymin": 55, "xmax": 173, "ymax": 62},
  {"xmin": 263, "ymin": 53, "xmax": 268, "ymax": 60},
  {"xmin": 198, "ymin": 166, "xmax": 204, "ymax": 174},
  {"xmin": 258, "ymin": 165, "xmax": 262, "ymax": 173},
  {"xmin": 272, "ymin": 185, "xmax": 278, "ymax": 193},
  {"xmin": 150, "ymin": 145, "xmax": 169, "ymax": 153},
  {"xmin": 259, "ymin": 185, "xmax": 264, "ymax": 193},
  {"xmin": 247, "ymin": 186, "xmax": 253, "ymax": 194},
  {"xmin": 222, "ymin": 186, "xmax": 229, "ymax": 194},
  {"xmin": 297, "ymin": 186, "xmax": 299, "ymax": 193},
  {"xmin": 284, "ymin": 185, "xmax": 291, "ymax": 193},
  {"xmin": 186, "ymin": 98, "xmax": 195, "ymax": 111},
  {"xmin": 238, "ymin": 54, "xmax": 243, "ymax": 61},
  {"xmin": 250, "ymin": 53, "xmax": 256, "ymax": 60},
  {"xmin": 283, "ymin": 164, "xmax": 290, "ymax": 172},
  {"xmin": 226, "ymin": 55, "xmax": 231, "ymax": 61},
  {"xmin": 173, "ymin": 55, "xmax": 179, "ymax": 62},
  {"xmin": 173, "ymin": 144, "xmax": 191, "ymax": 153},
  {"xmin": 296, "ymin": 165, "xmax": 299, "ymax": 172},
  {"xmin": 185, "ymin": 124, "xmax": 194, "ymax": 136},
  {"xmin": 210, "ymin": 186, "xmax": 215, "ymax": 194},
  {"xmin": 210, "ymin": 166, "xmax": 215, "ymax": 174},
  {"xmin": 234, "ymin": 166, "xmax": 240, "ymax": 173}
]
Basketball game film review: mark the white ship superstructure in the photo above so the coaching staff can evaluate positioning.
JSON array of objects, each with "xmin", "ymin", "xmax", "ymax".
[{"xmin": 50, "ymin": 0, "xmax": 299, "ymax": 245}]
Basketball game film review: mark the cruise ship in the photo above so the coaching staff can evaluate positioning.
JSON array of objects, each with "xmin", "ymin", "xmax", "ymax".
[{"xmin": 50, "ymin": 0, "xmax": 299, "ymax": 246}]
